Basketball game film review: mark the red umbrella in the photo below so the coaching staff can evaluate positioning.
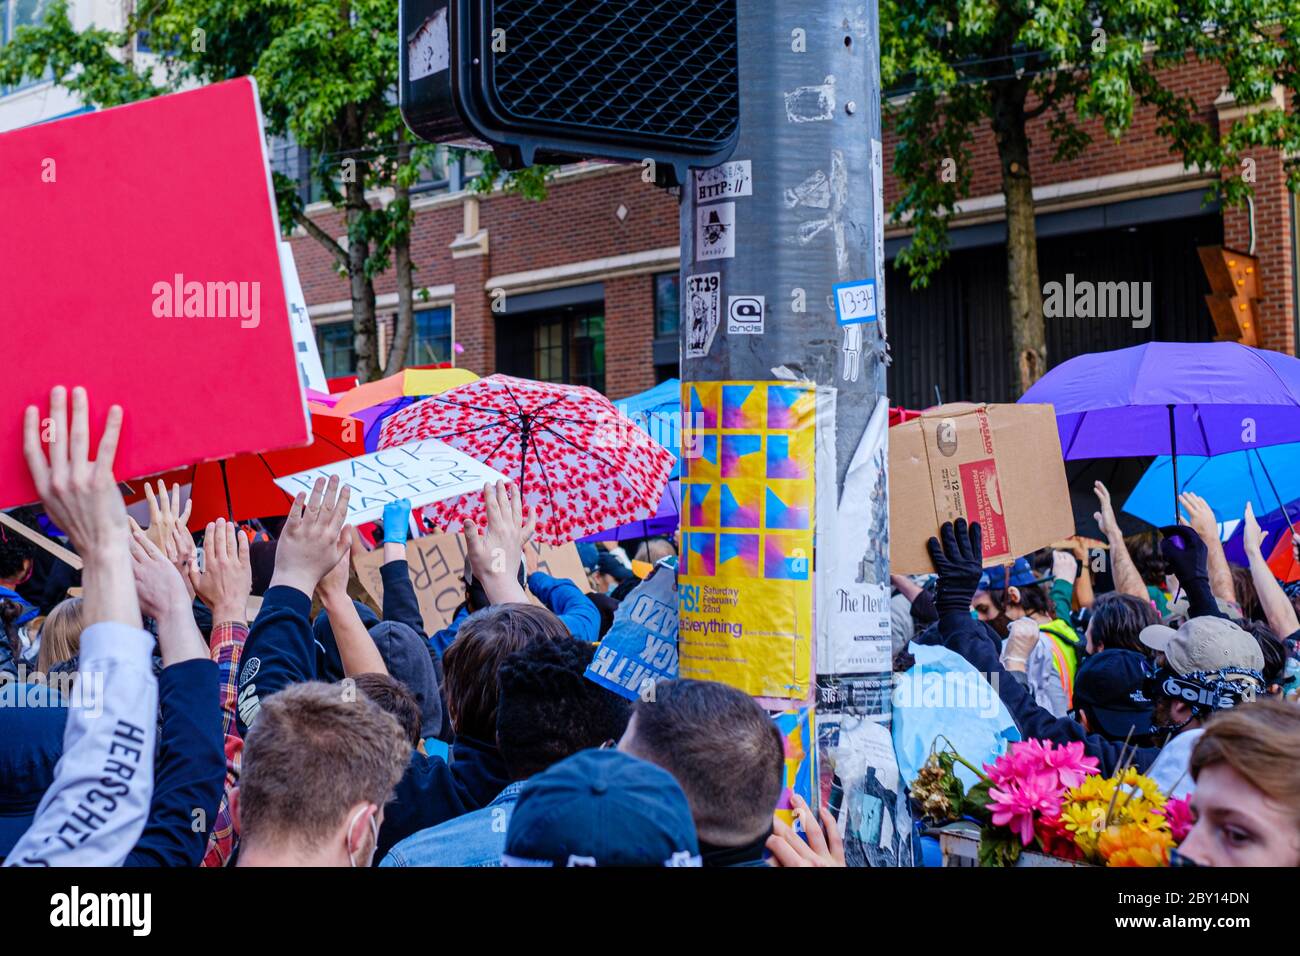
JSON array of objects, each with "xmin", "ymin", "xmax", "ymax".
[
  {"xmin": 378, "ymin": 375, "xmax": 674, "ymax": 545},
  {"xmin": 126, "ymin": 405, "xmax": 365, "ymax": 529}
]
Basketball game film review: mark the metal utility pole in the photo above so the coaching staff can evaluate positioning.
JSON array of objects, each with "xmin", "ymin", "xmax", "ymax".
[{"xmin": 679, "ymin": 1, "xmax": 901, "ymax": 866}]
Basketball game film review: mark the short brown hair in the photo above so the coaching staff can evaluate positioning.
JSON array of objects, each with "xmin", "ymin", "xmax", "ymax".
[
  {"xmin": 353, "ymin": 672, "xmax": 423, "ymax": 748},
  {"xmin": 239, "ymin": 682, "xmax": 411, "ymax": 851},
  {"xmin": 442, "ymin": 603, "xmax": 570, "ymax": 742},
  {"xmin": 1192, "ymin": 698, "xmax": 1300, "ymax": 829},
  {"xmin": 625, "ymin": 679, "xmax": 784, "ymax": 845}
]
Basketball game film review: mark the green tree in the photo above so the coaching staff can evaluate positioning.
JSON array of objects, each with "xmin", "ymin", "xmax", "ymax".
[
  {"xmin": 881, "ymin": 1, "xmax": 1300, "ymax": 396},
  {"xmin": 0, "ymin": 0, "xmax": 550, "ymax": 382}
]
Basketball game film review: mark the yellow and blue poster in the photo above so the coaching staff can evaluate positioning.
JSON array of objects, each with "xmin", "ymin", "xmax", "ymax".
[{"xmin": 678, "ymin": 381, "xmax": 816, "ymax": 699}]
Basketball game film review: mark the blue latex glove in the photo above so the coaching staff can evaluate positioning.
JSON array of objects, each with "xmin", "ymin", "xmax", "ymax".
[{"xmin": 382, "ymin": 498, "xmax": 412, "ymax": 545}]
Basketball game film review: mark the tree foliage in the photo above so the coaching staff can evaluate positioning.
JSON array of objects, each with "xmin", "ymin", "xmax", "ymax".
[{"xmin": 881, "ymin": 1, "xmax": 1300, "ymax": 289}]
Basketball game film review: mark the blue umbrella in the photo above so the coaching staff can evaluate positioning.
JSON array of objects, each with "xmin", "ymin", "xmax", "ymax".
[
  {"xmin": 1122, "ymin": 443, "xmax": 1300, "ymax": 530},
  {"xmin": 612, "ymin": 378, "xmax": 681, "ymax": 479}
]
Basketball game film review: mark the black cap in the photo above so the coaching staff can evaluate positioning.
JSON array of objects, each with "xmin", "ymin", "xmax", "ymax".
[{"xmin": 1072, "ymin": 648, "xmax": 1154, "ymax": 741}]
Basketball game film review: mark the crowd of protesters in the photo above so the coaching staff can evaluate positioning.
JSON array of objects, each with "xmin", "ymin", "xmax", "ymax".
[{"xmin": 1, "ymin": 387, "xmax": 1297, "ymax": 868}]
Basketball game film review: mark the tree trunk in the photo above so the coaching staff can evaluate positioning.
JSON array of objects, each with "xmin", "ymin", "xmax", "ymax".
[
  {"xmin": 346, "ymin": 173, "xmax": 380, "ymax": 383},
  {"xmin": 386, "ymin": 136, "xmax": 415, "ymax": 375},
  {"xmin": 992, "ymin": 88, "xmax": 1046, "ymax": 397}
]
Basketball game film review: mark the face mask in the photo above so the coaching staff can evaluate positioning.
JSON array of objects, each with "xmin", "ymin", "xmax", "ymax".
[{"xmin": 347, "ymin": 806, "xmax": 380, "ymax": 869}]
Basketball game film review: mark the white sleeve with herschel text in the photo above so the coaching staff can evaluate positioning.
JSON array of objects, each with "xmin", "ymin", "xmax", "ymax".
[{"xmin": 4, "ymin": 623, "xmax": 158, "ymax": 867}]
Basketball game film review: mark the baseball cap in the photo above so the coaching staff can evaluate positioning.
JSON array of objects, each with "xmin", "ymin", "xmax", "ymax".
[
  {"xmin": 977, "ymin": 558, "xmax": 1044, "ymax": 593},
  {"xmin": 1139, "ymin": 616, "xmax": 1265, "ymax": 676},
  {"xmin": 502, "ymin": 749, "xmax": 701, "ymax": 867},
  {"xmin": 0, "ymin": 683, "xmax": 68, "ymax": 859},
  {"xmin": 1072, "ymin": 649, "xmax": 1153, "ymax": 741}
]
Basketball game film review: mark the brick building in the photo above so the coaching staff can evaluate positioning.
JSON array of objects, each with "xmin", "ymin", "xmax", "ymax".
[{"xmin": 286, "ymin": 58, "xmax": 1297, "ymax": 407}]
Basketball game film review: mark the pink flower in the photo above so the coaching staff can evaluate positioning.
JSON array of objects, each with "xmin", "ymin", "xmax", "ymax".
[
  {"xmin": 989, "ymin": 772, "xmax": 1063, "ymax": 846},
  {"xmin": 1041, "ymin": 740, "xmax": 1099, "ymax": 789},
  {"xmin": 1160, "ymin": 796, "xmax": 1193, "ymax": 843}
]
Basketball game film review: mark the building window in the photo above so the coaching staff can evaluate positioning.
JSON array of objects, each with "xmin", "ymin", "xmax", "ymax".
[
  {"xmin": 654, "ymin": 272, "xmax": 679, "ymax": 337},
  {"xmin": 2, "ymin": 0, "xmax": 54, "ymax": 95},
  {"xmin": 653, "ymin": 272, "xmax": 680, "ymax": 383},
  {"xmin": 316, "ymin": 321, "xmax": 355, "ymax": 378},
  {"xmin": 496, "ymin": 303, "xmax": 606, "ymax": 393},
  {"xmin": 407, "ymin": 306, "xmax": 453, "ymax": 366}
]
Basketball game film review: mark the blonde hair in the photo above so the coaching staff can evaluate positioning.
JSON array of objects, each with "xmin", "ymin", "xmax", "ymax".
[
  {"xmin": 1191, "ymin": 698, "xmax": 1300, "ymax": 829},
  {"xmin": 37, "ymin": 597, "xmax": 83, "ymax": 674}
]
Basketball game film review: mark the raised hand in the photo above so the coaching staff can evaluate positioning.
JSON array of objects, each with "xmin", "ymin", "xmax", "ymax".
[
  {"xmin": 189, "ymin": 518, "xmax": 252, "ymax": 625},
  {"xmin": 22, "ymin": 386, "xmax": 139, "ymax": 629},
  {"xmin": 1241, "ymin": 501, "xmax": 1268, "ymax": 559},
  {"xmin": 382, "ymin": 498, "xmax": 412, "ymax": 545},
  {"xmin": 1051, "ymin": 549, "xmax": 1078, "ymax": 583},
  {"xmin": 925, "ymin": 518, "xmax": 984, "ymax": 616},
  {"xmin": 142, "ymin": 480, "xmax": 193, "ymax": 551},
  {"xmin": 1178, "ymin": 491, "xmax": 1218, "ymax": 544},
  {"xmin": 1093, "ymin": 480, "xmax": 1119, "ymax": 539},
  {"xmin": 269, "ymin": 475, "xmax": 353, "ymax": 597},
  {"xmin": 462, "ymin": 480, "xmax": 534, "ymax": 605},
  {"xmin": 129, "ymin": 529, "xmax": 207, "ymax": 665}
]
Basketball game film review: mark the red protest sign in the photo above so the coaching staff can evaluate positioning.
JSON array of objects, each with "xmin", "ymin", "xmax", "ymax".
[{"xmin": 0, "ymin": 77, "xmax": 309, "ymax": 508}]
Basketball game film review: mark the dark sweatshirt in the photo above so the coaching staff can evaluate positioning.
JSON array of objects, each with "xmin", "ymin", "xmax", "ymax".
[{"xmin": 125, "ymin": 658, "xmax": 225, "ymax": 867}]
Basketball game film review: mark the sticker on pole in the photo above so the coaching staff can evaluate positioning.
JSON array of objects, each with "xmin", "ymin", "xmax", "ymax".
[
  {"xmin": 727, "ymin": 295, "xmax": 764, "ymax": 335},
  {"xmin": 684, "ymin": 272, "xmax": 721, "ymax": 358},
  {"xmin": 833, "ymin": 279, "xmax": 878, "ymax": 325},
  {"xmin": 695, "ymin": 160, "xmax": 753, "ymax": 204},
  {"xmin": 696, "ymin": 202, "xmax": 736, "ymax": 261}
]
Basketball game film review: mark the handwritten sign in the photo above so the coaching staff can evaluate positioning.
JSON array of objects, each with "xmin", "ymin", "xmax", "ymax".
[
  {"xmin": 352, "ymin": 532, "xmax": 588, "ymax": 636},
  {"xmin": 274, "ymin": 439, "xmax": 506, "ymax": 524}
]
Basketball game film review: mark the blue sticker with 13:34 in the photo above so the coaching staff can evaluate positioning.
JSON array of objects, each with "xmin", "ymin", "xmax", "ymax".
[{"xmin": 833, "ymin": 279, "xmax": 877, "ymax": 326}]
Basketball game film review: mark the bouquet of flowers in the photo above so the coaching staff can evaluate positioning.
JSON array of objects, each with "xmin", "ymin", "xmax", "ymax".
[{"xmin": 910, "ymin": 738, "xmax": 1188, "ymax": 867}]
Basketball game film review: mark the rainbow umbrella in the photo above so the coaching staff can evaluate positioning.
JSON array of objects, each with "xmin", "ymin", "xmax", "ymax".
[{"xmin": 331, "ymin": 367, "xmax": 478, "ymax": 451}]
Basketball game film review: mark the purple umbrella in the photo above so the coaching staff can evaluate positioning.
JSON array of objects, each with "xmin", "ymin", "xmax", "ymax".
[
  {"xmin": 579, "ymin": 480, "xmax": 679, "ymax": 543},
  {"xmin": 1021, "ymin": 342, "xmax": 1300, "ymax": 516}
]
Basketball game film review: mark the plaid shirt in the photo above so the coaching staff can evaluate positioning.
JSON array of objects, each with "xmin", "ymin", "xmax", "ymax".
[{"xmin": 202, "ymin": 620, "xmax": 248, "ymax": 867}]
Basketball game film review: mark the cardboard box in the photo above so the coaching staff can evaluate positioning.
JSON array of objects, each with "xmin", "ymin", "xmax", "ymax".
[{"xmin": 889, "ymin": 403, "xmax": 1074, "ymax": 573}]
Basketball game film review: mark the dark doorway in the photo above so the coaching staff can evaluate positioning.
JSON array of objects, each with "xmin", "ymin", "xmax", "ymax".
[{"xmin": 886, "ymin": 210, "xmax": 1224, "ymax": 408}]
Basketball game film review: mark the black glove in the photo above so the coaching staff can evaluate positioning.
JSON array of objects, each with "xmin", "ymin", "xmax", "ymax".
[
  {"xmin": 1159, "ymin": 525, "xmax": 1225, "ymax": 620},
  {"xmin": 925, "ymin": 518, "xmax": 984, "ymax": 617}
]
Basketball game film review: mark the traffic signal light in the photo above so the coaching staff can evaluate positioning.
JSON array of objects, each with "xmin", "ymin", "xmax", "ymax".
[
  {"xmin": 398, "ymin": 0, "xmax": 740, "ymax": 187},
  {"xmin": 1198, "ymin": 246, "xmax": 1260, "ymax": 347}
]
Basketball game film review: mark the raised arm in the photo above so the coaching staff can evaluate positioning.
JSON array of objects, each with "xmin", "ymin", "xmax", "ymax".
[
  {"xmin": 318, "ymin": 552, "xmax": 387, "ymax": 676},
  {"xmin": 1179, "ymin": 491, "xmax": 1236, "ymax": 607},
  {"xmin": 236, "ymin": 476, "xmax": 352, "ymax": 736},
  {"xmin": 6, "ymin": 387, "xmax": 157, "ymax": 867},
  {"xmin": 1093, "ymin": 481, "xmax": 1148, "ymax": 601},
  {"xmin": 1241, "ymin": 502, "xmax": 1300, "ymax": 639},
  {"xmin": 124, "ymin": 531, "xmax": 223, "ymax": 867}
]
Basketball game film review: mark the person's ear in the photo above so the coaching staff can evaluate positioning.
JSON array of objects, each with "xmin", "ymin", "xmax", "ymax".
[
  {"xmin": 347, "ymin": 802, "xmax": 377, "ymax": 857},
  {"xmin": 1171, "ymin": 700, "xmax": 1194, "ymax": 725},
  {"xmin": 1006, "ymin": 586, "xmax": 1021, "ymax": 606}
]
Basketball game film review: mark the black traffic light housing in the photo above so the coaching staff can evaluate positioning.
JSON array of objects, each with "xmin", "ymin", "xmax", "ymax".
[{"xmin": 399, "ymin": 0, "xmax": 740, "ymax": 187}]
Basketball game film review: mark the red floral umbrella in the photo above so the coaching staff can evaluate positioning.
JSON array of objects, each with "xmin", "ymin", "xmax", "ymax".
[{"xmin": 377, "ymin": 375, "xmax": 674, "ymax": 545}]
